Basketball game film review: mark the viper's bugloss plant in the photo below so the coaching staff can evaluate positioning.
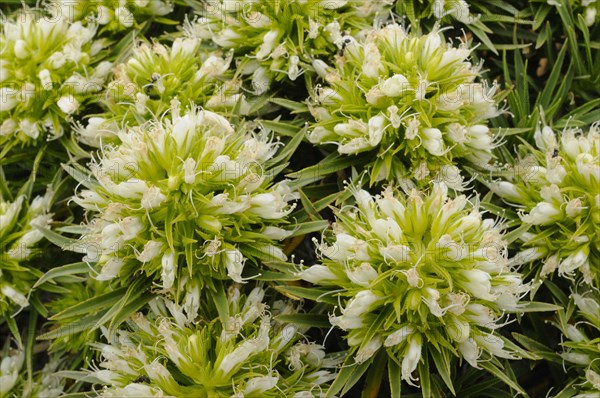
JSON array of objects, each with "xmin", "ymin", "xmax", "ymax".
[
  {"xmin": 191, "ymin": 0, "xmax": 393, "ymax": 93},
  {"xmin": 47, "ymin": 0, "xmax": 174, "ymax": 32},
  {"xmin": 307, "ymin": 23, "xmax": 500, "ymax": 186},
  {"xmin": 79, "ymin": 36, "xmax": 252, "ymax": 146},
  {"xmin": 553, "ymin": 289, "xmax": 600, "ymax": 396},
  {"xmin": 0, "ymin": 10, "xmax": 112, "ymax": 147},
  {"xmin": 299, "ymin": 182, "xmax": 529, "ymax": 390},
  {"xmin": 74, "ymin": 107, "xmax": 298, "ymax": 295},
  {"xmin": 0, "ymin": 189, "xmax": 53, "ymax": 317},
  {"xmin": 491, "ymin": 124, "xmax": 600, "ymax": 285},
  {"xmin": 90, "ymin": 285, "xmax": 337, "ymax": 397}
]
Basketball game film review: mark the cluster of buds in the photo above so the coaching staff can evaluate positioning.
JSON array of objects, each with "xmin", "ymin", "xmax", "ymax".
[
  {"xmin": 47, "ymin": 0, "xmax": 174, "ymax": 32},
  {"xmin": 300, "ymin": 183, "xmax": 528, "ymax": 386},
  {"xmin": 307, "ymin": 23, "xmax": 500, "ymax": 185},
  {"xmin": 0, "ymin": 189, "xmax": 53, "ymax": 317},
  {"xmin": 80, "ymin": 36, "xmax": 251, "ymax": 146},
  {"xmin": 0, "ymin": 10, "xmax": 112, "ymax": 146},
  {"xmin": 554, "ymin": 289, "xmax": 600, "ymax": 396},
  {"xmin": 74, "ymin": 107, "xmax": 298, "ymax": 295},
  {"xmin": 491, "ymin": 124, "xmax": 599, "ymax": 285},
  {"xmin": 92, "ymin": 286, "xmax": 337, "ymax": 397},
  {"xmin": 191, "ymin": 0, "xmax": 393, "ymax": 94}
]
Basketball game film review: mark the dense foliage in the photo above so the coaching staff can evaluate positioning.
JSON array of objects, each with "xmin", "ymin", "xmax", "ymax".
[{"xmin": 0, "ymin": 1, "xmax": 598, "ymax": 397}]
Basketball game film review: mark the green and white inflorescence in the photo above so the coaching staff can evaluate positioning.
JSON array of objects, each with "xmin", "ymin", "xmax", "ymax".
[
  {"xmin": 0, "ymin": 10, "xmax": 112, "ymax": 146},
  {"xmin": 78, "ymin": 36, "xmax": 252, "ymax": 146},
  {"xmin": 74, "ymin": 107, "xmax": 298, "ymax": 296},
  {"xmin": 0, "ymin": 190, "xmax": 53, "ymax": 317},
  {"xmin": 192, "ymin": 0, "xmax": 393, "ymax": 93},
  {"xmin": 91, "ymin": 286, "xmax": 337, "ymax": 397},
  {"xmin": 47, "ymin": 0, "xmax": 174, "ymax": 32},
  {"xmin": 307, "ymin": 23, "xmax": 500, "ymax": 185},
  {"xmin": 491, "ymin": 124, "xmax": 600, "ymax": 285},
  {"xmin": 300, "ymin": 183, "xmax": 528, "ymax": 386}
]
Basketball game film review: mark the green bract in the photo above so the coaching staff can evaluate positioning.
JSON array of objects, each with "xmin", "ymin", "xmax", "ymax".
[
  {"xmin": 300, "ymin": 183, "xmax": 528, "ymax": 388},
  {"xmin": 47, "ymin": 0, "xmax": 173, "ymax": 32},
  {"xmin": 79, "ymin": 36, "xmax": 252, "ymax": 146},
  {"xmin": 491, "ymin": 124, "xmax": 600, "ymax": 285},
  {"xmin": 307, "ymin": 23, "xmax": 500, "ymax": 185},
  {"xmin": 192, "ymin": 0, "xmax": 392, "ymax": 93},
  {"xmin": 0, "ymin": 11, "xmax": 111, "ymax": 147},
  {"xmin": 90, "ymin": 286, "xmax": 337, "ymax": 397},
  {"xmin": 74, "ymin": 107, "xmax": 298, "ymax": 295},
  {"xmin": 0, "ymin": 190, "xmax": 53, "ymax": 317}
]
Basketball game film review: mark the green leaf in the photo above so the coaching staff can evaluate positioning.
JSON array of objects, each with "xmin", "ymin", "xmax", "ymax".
[
  {"xmin": 388, "ymin": 357, "xmax": 402, "ymax": 398},
  {"xmin": 33, "ymin": 262, "xmax": 90, "ymax": 288},
  {"xmin": 212, "ymin": 282, "xmax": 230, "ymax": 328},
  {"xmin": 478, "ymin": 360, "xmax": 527, "ymax": 396},
  {"xmin": 517, "ymin": 301, "xmax": 562, "ymax": 313},
  {"xmin": 362, "ymin": 350, "xmax": 387, "ymax": 398},
  {"xmin": 50, "ymin": 288, "xmax": 127, "ymax": 321},
  {"xmin": 298, "ymin": 189, "xmax": 321, "ymax": 221},
  {"xmin": 429, "ymin": 347, "xmax": 455, "ymax": 395},
  {"xmin": 260, "ymin": 119, "xmax": 303, "ymax": 137},
  {"xmin": 108, "ymin": 292, "xmax": 154, "ymax": 329},
  {"xmin": 5, "ymin": 317, "xmax": 22, "ymax": 348},
  {"xmin": 418, "ymin": 350, "xmax": 432, "ymax": 398},
  {"xmin": 286, "ymin": 220, "xmax": 329, "ymax": 238},
  {"xmin": 274, "ymin": 313, "xmax": 331, "ymax": 328},
  {"xmin": 269, "ymin": 98, "xmax": 309, "ymax": 113},
  {"xmin": 273, "ymin": 285, "xmax": 338, "ymax": 305}
]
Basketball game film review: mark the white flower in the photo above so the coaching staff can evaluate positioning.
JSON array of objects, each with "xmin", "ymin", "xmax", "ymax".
[
  {"xmin": 458, "ymin": 338, "xmax": 480, "ymax": 368},
  {"xmin": 0, "ymin": 351, "xmax": 24, "ymax": 396},
  {"xmin": 0, "ymin": 285, "xmax": 28, "ymax": 308},
  {"xmin": 299, "ymin": 265, "xmax": 338, "ymax": 284},
  {"xmin": 224, "ymin": 249, "xmax": 245, "ymax": 283},
  {"xmin": 355, "ymin": 335, "xmax": 383, "ymax": 363},
  {"xmin": 244, "ymin": 375, "xmax": 279, "ymax": 394},
  {"xmin": 384, "ymin": 325, "xmax": 414, "ymax": 347},
  {"xmin": 141, "ymin": 186, "xmax": 167, "ymax": 210},
  {"xmin": 256, "ymin": 30, "xmax": 280, "ymax": 60},
  {"xmin": 521, "ymin": 202, "xmax": 561, "ymax": 225},
  {"xmin": 458, "ymin": 269, "xmax": 494, "ymax": 300},
  {"xmin": 380, "ymin": 74, "xmax": 409, "ymax": 97},
  {"xmin": 57, "ymin": 94, "xmax": 80, "ymax": 115},
  {"xmin": 96, "ymin": 258, "xmax": 125, "ymax": 281},
  {"xmin": 402, "ymin": 335, "xmax": 422, "ymax": 385},
  {"xmin": 343, "ymin": 290, "xmax": 381, "ymax": 317},
  {"xmin": 347, "ymin": 263, "xmax": 379, "ymax": 287},
  {"xmin": 161, "ymin": 251, "xmax": 176, "ymax": 289},
  {"xmin": 558, "ymin": 249, "xmax": 589, "ymax": 276},
  {"xmin": 136, "ymin": 240, "xmax": 163, "ymax": 262},
  {"xmin": 421, "ymin": 128, "xmax": 445, "ymax": 156}
]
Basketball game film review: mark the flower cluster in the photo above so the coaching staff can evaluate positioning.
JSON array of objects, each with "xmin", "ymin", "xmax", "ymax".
[
  {"xmin": 491, "ymin": 124, "xmax": 600, "ymax": 285},
  {"xmin": 0, "ymin": 189, "xmax": 53, "ymax": 317},
  {"xmin": 0, "ymin": 10, "xmax": 112, "ymax": 146},
  {"xmin": 300, "ymin": 183, "xmax": 528, "ymax": 385},
  {"xmin": 74, "ymin": 107, "xmax": 298, "ymax": 294},
  {"xmin": 307, "ymin": 23, "xmax": 500, "ymax": 185},
  {"xmin": 0, "ymin": 348, "xmax": 24, "ymax": 397},
  {"xmin": 91, "ymin": 286, "xmax": 337, "ymax": 397},
  {"xmin": 192, "ymin": 0, "xmax": 393, "ymax": 93},
  {"xmin": 79, "ymin": 36, "xmax": 252, "ymax": 146},
  {"xmin": 395, "ymin": 0, "xmax": 476, "ymax": 25},
  {"xmin": 554, "ymin": 289, "xmax": 600, "ymax": 396},
  {"xmin": 47, "ymin": 0, "xmax": 174, "ymax": 32}
]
